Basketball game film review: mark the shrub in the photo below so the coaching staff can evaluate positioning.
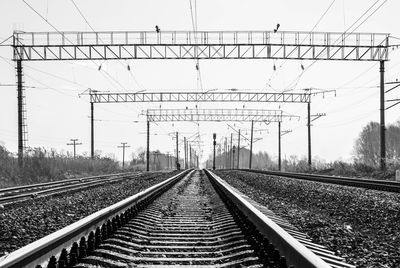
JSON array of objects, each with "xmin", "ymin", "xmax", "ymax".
[{"xmin": 0, "ymin": 146, "xmax": 121, "ymax": 188}]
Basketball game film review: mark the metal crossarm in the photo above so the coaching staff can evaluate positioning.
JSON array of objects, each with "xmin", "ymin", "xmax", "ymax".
[
  {"xmin": 145, "ymin": 109, "xmax": 298, "ymax": 122},
  {"xmin": 89, "ymin": 91, "xmax": 311, "ymax": 103},
  {"xmin": 13, "ymin": 30, "xmax": 389, "ymax": 61}
]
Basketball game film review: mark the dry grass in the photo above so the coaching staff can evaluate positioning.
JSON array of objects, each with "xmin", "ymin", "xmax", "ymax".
[{"xmin": 0, "ymin": 146, "xmax": 120, "ymax": 188}]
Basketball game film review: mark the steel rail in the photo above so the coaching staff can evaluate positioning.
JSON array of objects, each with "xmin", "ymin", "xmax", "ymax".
[
  {"xmin": 0, "ymin": 172, "xmax": 143, "ymax": 205},
  {"xmin": 0, "ymin": 172, "xmax": 140, "ymax": 194},
  {"xmin": 240, "ymin": 169, "xmax": 400, "ymax": 192},
  {"xmin": 0, "ymin": 170, "xmax": 191, "ymax": 268},
  {"xmin": 204, "ymin": 169, "xmax": 332, "ymax": 268}
]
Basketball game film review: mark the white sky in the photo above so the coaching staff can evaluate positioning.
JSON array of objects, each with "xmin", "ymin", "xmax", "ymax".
[{"xmin": 0, "ymin": 0, "xmax": 399, "ymax": 165}]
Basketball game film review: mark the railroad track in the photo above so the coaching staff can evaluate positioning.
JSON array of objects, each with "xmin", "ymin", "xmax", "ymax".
[
  {"xmin": 0, "ymin": 172, "xmax": 144, "ymax": 206},
  {"xmin": 0, "ymin": 170, "xmax": 354, "ymax": 268},
  {"xmin": 240, "ymin": 169, "xmax": 400, "ymax": 193}
]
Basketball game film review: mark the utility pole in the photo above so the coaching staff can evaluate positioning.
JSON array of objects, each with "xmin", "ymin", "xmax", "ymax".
[
  {"xmin": 166, "ymin": 153, "xmax": 170, "ymax": 169},
  {"xmin": 306, "ymin": 101, "xmax": 326, "ymax": 170},
  {"xmin": 224, "ymin": 137, "xmax": 228, "ymax": 169},
  {"xmin": 220, "ymin": 139, "xmax": 223, "ymax": 168},
  {"xmin": 16, "ymin": 60, "xmax": 24, "ymax": 165},
  {"xmin": 190, "ymin": 145, "xmax": 192, "ymax": 168},
  {"xmin": 218, "ymin": 143, "xmax": 222, "ymax": 169},
  {"xmin": 304, "ymin": 88, "xmax": 330, "ymax": 169},
  {"xmin": 380, "ymin": 60, "xmax": 386, "ymax": 171},
  {"xmin": 146, "ymin": 120, "xmax": 150, "ymax": 171},
  {"xmin": 67, "ymin": 139, "xmax": 82, "ymax": 158},
  {"xmin": 230, "ymin": 133, "xmax": 233, "ymax": 169},
  {"xmin": 307, "ymin": 102, "xmax": 311, "ymax": 168},
  {"xmin": 90, "ymin": 101, "xmax": 94, "ymax": 159},
  {"xmin": 278, "ymin": 124, "xmax": 291, "ymax": 171},
  {"xmin": 249, "ymin": 120, "xmax": 254, "ymax": 169},
  {"xmin": 237, "ymin": 129, "xmax": 240, "ymax": 169},
  {"xmin": 278, "ymin": 122, "xmax": 281, "ymax": 171},
  {"xmin": 232, "ymin": 145, "xmax": 236, "ymax": 169},
  {"xmin": 213, "ymin": 133, "xmax": 216, "ymax": 170},
  {"xmin": 176, "ymin": 132, "xmax": 179, "ymax": 170},
  {"xmin": 118, "ymin": 142, "xmax": 130, "ymax": 169},
  {"xmin": 184, "ymin": 137, "xmax": 187, "ymax": 169}
]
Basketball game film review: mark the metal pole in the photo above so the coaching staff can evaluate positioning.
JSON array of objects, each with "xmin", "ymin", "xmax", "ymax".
[
  {"xmin": 222, "ymin": 139, "xmax": 225, "ymax": 169},
  {"xmin": 224, "ymin": 137, "xmax": 227, "ymax": 169},
  {"xmin": 146, "ymin": 120, "xmax": 150, "ymax": 171},
  {"xmin": 189, "ymin": 145, "xmax": 192, "ymax": 168},
  {"xmin": 187, "ymin": 140, "xmax": 189, "ymax": 168},
  {"xmin": 380, "ymin": 60, "xmax": 386, "ymax": 171},
  {"xmin": 90, "ymin": 102, "xmax": 94, "ymax": 159},
  {"xmin": 218, "ymin": 144, "xmax": 221, "ymax": 169},
  {"xmin": 118, "ymin": 142, "xmax": 130, "ymax": 169},
  {"xmin": 230, "ymin": 133, "xmax": 233, "ymax": 169},
  {"xmin": 213, "ymin": 133, "xmax": 216, "ymax": 170},
  {"xmin": 184, "ymin": 137, "xmax": 187, "ymax": 169},
  {"xmin": 166, "ymin": 153, "xmax": 169, "ymax": 169},
  {"xmin": 278, "ymin": 122, "xmax": 281, "ymax": 171},
  {"xmin": 237, "ymin": 129, "xmax": 240, "ymax": 169},
  {"xmin": 67, "ymin": 139, "xmax": 82, "ymax": 158},
  {"xmin": 16, "ymin": 60, "xmax": 23, "ymax": 165},
  {"xmin": 232, "ymin": 145, "xmax": 236, "ymax": 169},
  {"xmin": 176, "ymin": 132, "xmax": 179, "ymax": 170},
  {"xmin": 249, "ymin": 120, "xmax": 254, "ymax": 169},
  {"xmin": 307, "ymin": 102, "xmax": 311, "ymax": 168},
  {"xmin": 122, "ymin": 145, "xmax": 125, "ymax": 169}
]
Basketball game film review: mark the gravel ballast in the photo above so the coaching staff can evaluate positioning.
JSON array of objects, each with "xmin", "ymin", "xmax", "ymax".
[
  {"xmin": 0, "ymin": 171, "xmax": 179, "ymax": 257},
  {"xmin": 215, "ymin": 170, "xmax": 400, "ymax": 268}
]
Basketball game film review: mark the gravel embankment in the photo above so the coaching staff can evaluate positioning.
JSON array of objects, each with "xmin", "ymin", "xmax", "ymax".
[
  {"xmin": 0, "ymin": 171, "xmax": 179, "ymax": 257},
  {"xmin": 215, "ymin": 170, "xmax": 400, "ymax": 268}
]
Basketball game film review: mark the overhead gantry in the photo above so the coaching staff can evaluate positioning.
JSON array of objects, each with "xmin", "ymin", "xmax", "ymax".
[
  {"xmin": 144, "ymin": 108, "xmax": 299, "ymax": 171},
  {"xmin": 89, "ymin": 91, "xmax": 311, "ymax": 103},
  {"xmin": 12, "ymin": 30, "xmax": 390, "ymax": 169},
  {"xmin": 145, "ymin": 108, "xmax": 296, "ymax": 122},
  {"xmin": 13, "ymin": 30, "xmax": 389, "ymax": 61},
  {"xmin": 88, "ymin": 90, "xmax": 309, "ymax": 171}
]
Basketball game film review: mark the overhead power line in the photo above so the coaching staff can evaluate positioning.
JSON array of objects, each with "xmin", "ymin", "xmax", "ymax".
[
  {"xmin": 22, "ymin": 0, "xmax": 130, "ymax": 93},
  {"xmin": 282, "ymin": 0, "xmax": 389, "ymax": 92},
  {"xmin": 70, "ymin": 0, "xmax": 96, "ymax": 32},
  {"xmin": 265, "ymin": 0, "xmax": 337, "ymax": 90},
  {"xmin": 69, "ymin": 0, "xmax": 146, "ymax": 92}
]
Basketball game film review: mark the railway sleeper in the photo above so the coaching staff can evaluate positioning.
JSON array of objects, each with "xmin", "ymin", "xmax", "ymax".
[
  {"xmin": 72, "ymin": 170, "xmax": 287, "ymax": 267},
  {"xmin": 2, "ymin": 169, "xmax": 351, "ymax": 268}
]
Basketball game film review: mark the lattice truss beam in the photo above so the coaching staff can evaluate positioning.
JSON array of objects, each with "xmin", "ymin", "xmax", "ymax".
[
  {"xmin": 145, "ymin": 109, "xmax": 299, "ymax": 122},
  {"xmin": 90, "ymin": 91, "xmax": 311, "ymax": 103},
  {"xmin": 13, "ymin": 31, "xmax": 389, "ymax": 61}
]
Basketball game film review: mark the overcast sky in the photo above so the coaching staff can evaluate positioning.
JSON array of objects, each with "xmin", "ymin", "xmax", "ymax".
[{"xmin": 0, "ymin": 0, "xmax": 399, "ymax": 165}]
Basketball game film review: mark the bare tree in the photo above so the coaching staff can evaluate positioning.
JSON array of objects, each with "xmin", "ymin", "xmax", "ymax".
[
  {"xmin": 354, "ymin": 121, "xmax": 400, "ymax": 167},
  {"xmin": 354, "ymin": 122, "xmax": 380, "ymax": 167}
]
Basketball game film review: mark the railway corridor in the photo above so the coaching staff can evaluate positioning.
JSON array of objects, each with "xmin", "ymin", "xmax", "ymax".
[{"xmin": 76, "ymin": 170, "xmax": 264, "ymax": 267}]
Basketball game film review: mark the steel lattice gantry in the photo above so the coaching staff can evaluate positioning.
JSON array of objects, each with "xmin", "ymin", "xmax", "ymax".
[
  {"xmin": 145, "ymin": 109, "xmax": 298, "ymax": 171},
  {"xmin": 12, "ymin": 30, "xmax": 391, "ymax": 170},
  {"xmin": 13, "ymin": 30, "xmax": 389, "ymax": 61},
  {"xmin": 145, "ymin": 109, "xmax": 298, "ymax": 122},
  {"xmin": 90, "ymin": 91, "xmax": 311, "ymax": 103}
]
